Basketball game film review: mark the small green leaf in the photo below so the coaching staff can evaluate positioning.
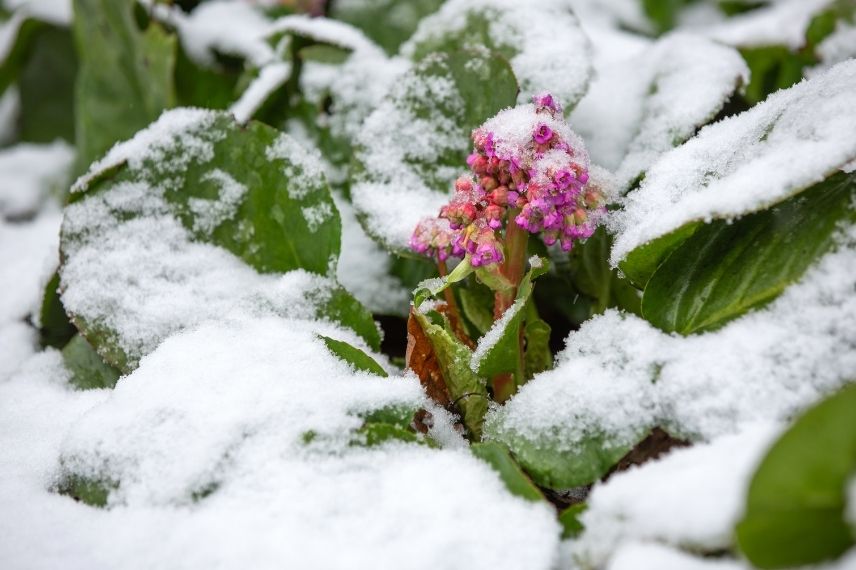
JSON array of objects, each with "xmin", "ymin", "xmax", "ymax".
[
  {"xmin": 736, "ymin": 383, "xmax": 856, "ymax": 568},
  {"xmin": 412, "ymin": 310, "xmax": 488, "ymax": 439},
  {"xmin": 523, "ymin": 307, "xmax": 552, "ymax": 379},
  {"xmin": 559, "ymin": 503, "xmax": 586, "ymax": 539},
  {"xmin": 413, "ymin": 257, "xmax": 473, "ymax": 308},
  {"xmin": 470, "ymin": 441, "xmax": 545, "ymax": 502},
  {"xmin": 642, "ymin": 171, "xmax": 855, "ymax": 334},
  {"xmin": 38, "ymin": 272, "xmax": 76, "ymax": 350},
  {"xmin": 356, "ymin": 422, "xmax": 420, "ymax": 446},
  {"xmin": 73, "ymin": 0, "xmax": 176, "ymax": 170},
  {"xmin": 61, "ymin": 334, "xmax": 122, "ymax": 390},
  {"xmin": 56, "ymin": 474, "xmax": 113, "ymax": 507},
  {"xmin": 319, "ymin": 335, "xmax": 387, "ymax": 377}
]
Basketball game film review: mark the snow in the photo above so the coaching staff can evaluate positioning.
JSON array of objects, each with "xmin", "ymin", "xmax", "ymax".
[
  {"xmin": 188, "ymin": 169, "xmax": 247, "ymax": 235},
  {"xmin": 2, "ymin": 0, "xmax": 71, "ymax": 26},
  {"xmin": 267, "ymin": 14, "xmax": 382, "ymax": 54},
  {"xmin": 350, "ymin": 55, "xmax": 466, "ymax": 250},
  {"xmin": 611, "ymin": 60, "xmax": 856, "ymax": 265},
  {"xmin": 333, "ymin": 193, "xmax": 410, "ymax": 316},
  {"xmin": 229, "ymin": 62, "xmax": 291, "ymax": 124},
  {"xmin": 401, "ymin": 0, "xmax": 592, "ymax": 107},
  {"xmin": 570, "ymin": 33, "xmax": 748, "ymax": 190},
  {"xmin": 694, "ymin": 0, "xmax": 835, "ymax": 49},
  {"xmin": 813, "ymin": 20, "xmax": 856, "ymax": 75},
  {"xmin": 487, "ymin": 227, "xmax": 856, "ymax": 464},
  {"xmin": 0, "ymin": 318, "xmax": 562, "ymax": 570},
  {"xmin": 0, "ymin": 142, "xmax": 74, "ymax": 220},
  {"xmin": 470, "ymin": 298, "xmax": 524, "ymax": 372}
]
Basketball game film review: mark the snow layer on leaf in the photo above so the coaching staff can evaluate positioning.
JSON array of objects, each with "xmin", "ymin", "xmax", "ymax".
[
  {"xmin": 611, "ymin": 60, "xmax": 856, "ymax": 265},
  {"xmin": 694, "ymin": 0, "xmax": 834, "ymax": 49},
  {"xmin": 267, "ymin": 14, "xmax": 382, "ymax": 54},
  {"xmin": 155, "ymin": 0, "xmax": 274, "ymax": 67},
  {"xmin": 570, "ymin": 33, "xmax": 748, "ymax": 190},
  {"xmin": 60, "ymin": 187, "xmax": 346, "ymax": 367},
  {"xmin": 470, "ymin": 298, "xmax": 524, "ymax": 372},
  {"xmin": 488, "ymin": 229, "xmax": 856, "ymax": 459},
  {"xmin": 334, "ymin": 193, "xmax": 409, "ymax": 316},
  {"xmin": 350, "ymin": 56, "xmax": 465, "ymax": 250},
  {"xmin": 0, "ymin": 142, "xmax": 74, "ymax": 219},
  {"xmin": 401, "ymin": 0, "xmax": 592, "ymax": 107},
  {"xmin": 229, "ymin": 62, "xmax": 291, "ymax": 124},
  {"xmin": 2, "ymin": 0, "xmax": 71, "ymax": 26},
  {"xmin": 0, "ymin": 318, "xmax": 561, "ymax": 570},
  {"xmin": 813, "ymin": 20, "xmax": 856, "ymax": 75},
  {"xmin": 570, "ymin": 425, "xmax": 779, "ymax": 568}
]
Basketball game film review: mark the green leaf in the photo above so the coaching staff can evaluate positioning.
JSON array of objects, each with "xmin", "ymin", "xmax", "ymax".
[
  {"xmin": 0, "ymin": 14, "xmax": 46, "ymax": 98},
  {"xmin": 18, "ymin": 25, "xmax": 77, "ymax": 143},
  {"xmin": 61, "ymin": 334, "xmax": 121, "ymax": 390},
  {"xmin": 736, "ymin": 383, "xmax": 856, "ymax": 568},
  {"xmin": 56, "ymin": 474, "xmax": 112, "ymax": 507},
  {"xmin": 412, "ymin": 310, "xmax": 488, "ymax": 439},
  {"xmin": 569, "ymin": 227, "xmax": 641, "ymax": 315},
  {"xmin": 559, "ymin": 503, "xmax": 586, "ymax": 539},
  {"xmin": 413, "ymin": 257, "xmax": 473, "ymax": 308},
  {"xmin": 472, "ymin": 257, "xmax": 549, "ymax": 381},
  {"xmin": 492, "ymin": 429, "xmax": 644, "ymax": 490},
  {"xmin": 64, "ymin": 111, "xmax": 378, "ymax": 369},
  {"xmin": 523, "ymin": 305, "xmax": 552, "ymax": 379},
  {"xmin": 457, "ymin": 285, "xmax": 494, "ymax": 336},
  {"xmin": 470, "ymin": 441, "xmax": 545, "ymax": 502},
  {"xmin": 73, "ymin": 0, "xmax": 176, "ymax": 170},
  {"xmin": 641, "ymin": 0, "xmax": 692, "ymax": 34},
  {"xmin": 352, "ymin": 49, "xmax": 518, "ymax": 252},
  {"xmin": 38, "ymin": 272, "xmax": 77, "ymax": 350},
  {"xmin": 319, "ymin": 335, "xmax": 387, "ymax": 377},
  {"xmin": 739, "ymin": 46, "xmax": 812, "ymax": 106},
  {"xmin": 618, "ymin": 221, "xmax": 703, "ymax": 289},
  {"xmin": 330, "ymin": 0, "xmax": 444, "ymax": 55},
  {"xmin": 174, "ymin": 43, "xmax": 240, "ymax": 110},
  {"xmin": 356, "ymin": 422, "xmax": 420, "ymax": 446},
  {"xmin": 642, "ymin": 171, "xmax": 855, "ymax": 334}
]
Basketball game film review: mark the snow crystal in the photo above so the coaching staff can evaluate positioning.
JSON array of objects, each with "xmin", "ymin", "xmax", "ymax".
[
  {"xmin": 611, "ymin": 60, "xmax": 856, "ymax": 265},
  {"xmin": 300, "ymin": 202, "xmax": 334, "ymax": 233},
  {"xmin": 188, "ymin": 169, "xmax": 247, "ymax": 235},
  {"xmin": 229, "ymin": 62, "xmax": 291, "ymax": 124},
  {"xmin": 488, "ymin": 229, "xmax": 856, "ymax": 458},
  {"xmin": 0, "ymin": 142, "xmax": 74, "ymax": 219},
  {"xmin": 470, "ymin": 298, "xmax": 524, "ymax": 372},
  {"xmin": 401, "ymin": 0, "xmax": 592, "ymax": 106},
  {"xmin": 0, "ymin": 318, "xmax": 562, "ymax": 570},
  {"xmin": 570, "ymin": 33, "xmax": 748, "ymax": 190}
]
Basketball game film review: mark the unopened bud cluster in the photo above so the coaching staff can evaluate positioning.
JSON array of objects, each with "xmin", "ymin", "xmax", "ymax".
[{"xmin": 410, "ymin": 93, "xmax": 606, "ymax": 266}]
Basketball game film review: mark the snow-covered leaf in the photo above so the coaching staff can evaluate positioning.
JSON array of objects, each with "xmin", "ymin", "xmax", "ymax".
[
  {"xmin": 351, "ymin": 49, "xmax": 517, "ymax": 251},
  {"xmin": 330, "ymin": 0, "xmax": 444, "ymax": 55},
  {"xmin": 643, "ymin": 170, "xmax": 855, "ymax": 334},
  {"xmin": 737, "ymin": 384, "xmax": 856, "ymax": 569},
  {"xmin": 73, "ymin": 0, "xmax": 176, "ymax": 170},
  {"xmin": 402, "ymin": 0, "xmax": 591, "ymax": 108},
  {"xmin": 570, "ymin": 33, "xmax": 748, "ymax": 191},
  {"xmin": 61, "ymin": 109, "xmax": 378, "ymax": 371},
  {"xmin": 319, "ymin": 335, "xmax": 388, "ymax": 377},
  {"xmin": 612, "ymin": 60, "xmax": 856, "ymax": 285}
]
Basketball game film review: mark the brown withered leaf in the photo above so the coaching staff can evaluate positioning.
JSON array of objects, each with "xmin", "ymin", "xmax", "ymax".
[
  {"xmin": 602, "ymin": 427, "xmax": 690, "ymax": 481},
  {"xmin": 406, "ymin": 308, "xmax": 451, "ymax": 406}
]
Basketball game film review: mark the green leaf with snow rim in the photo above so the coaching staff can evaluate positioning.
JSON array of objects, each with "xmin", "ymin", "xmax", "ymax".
[
  {"xmin": 736, "ymin": 383, "xmax": 856, "ymax": 569},
  {"xmin": 62, "ymin": 334, "xmax": 122, "ymax": 390},
  {"xmin": 330, "ymin": 0, "xmax": 444, "ymax": 55},
  {"xmin": 62, "ymin": 111, "xmax": 379, "ymax": 370},
  {"xmin": 642, "ymin": 171, "xmax": 855, "ymax": 335},
  {"xmin": 319, "ymin": 335, "xmax": 387, "ymax": 377},
  {"xmin": 470, "ymin": 441, "xmax": 545, "ymax": 502},
  {"xmin": 351, "ymin": 49, "xmax": 518, "ymax": 252},
  {"xmin": 73, "ymin": 0, "xmax": 176, "ymax": 171}
]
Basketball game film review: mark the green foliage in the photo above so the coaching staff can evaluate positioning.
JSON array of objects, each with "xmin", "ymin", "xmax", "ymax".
[
  {"xmin": 559, "ymin": 503, "xmax": 586, "ymax": 539},
  {"xmin": 62, "ymin": 334, "xmax": 121, "ymax": 390},
  {"xmin": 736, "ymin": 384, "xmax": 856, "ymax": 568},
  {"xmin": 319, "ymin": 335, "xmax": 388, "ymax": 377},
  {"xmin": 567, "ymin": 227, "xmax": 642, "ymax": 316},
  {"xmin": 72, "ymin": 0, "xmax": 176, "ymax": 170},
  {"xmin": 643, "ymin": 170, "xmax": 855, "ymax": 334},
  {"xmin": 38, "ymin": 272, "xmax": 77, "ymax": 349},
  {"xmin": 470, "ymin": 441, "xmax": 545, "ymax": 502},
  {"xmin": 330, "ymin": 0, "xmax": 445, "ymax": 55}
]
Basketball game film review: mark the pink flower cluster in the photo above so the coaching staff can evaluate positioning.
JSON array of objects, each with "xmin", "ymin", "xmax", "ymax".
[{"xmin": 410, "ymin": 93, "xmax": 606, "ymax": 266}]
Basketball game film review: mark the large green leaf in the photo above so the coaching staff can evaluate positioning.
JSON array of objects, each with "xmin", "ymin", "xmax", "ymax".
[
  {"xmin": 63, "ymin": 111, "xmax": 378, "ymax": 370},
  {"xmin": 736, "ymin": 383, "xmax": 856, "ymax": 568},
  {"xmin": 351, "ymin": 49, "xmax": 518, "ymax": 251},
  {"xmin": 73, "ymin": 0, "xmax": 176, "ymax": 170},
  {"xmin": 642, "ymin": 171, "xmax": 855, "ymax": 334}
]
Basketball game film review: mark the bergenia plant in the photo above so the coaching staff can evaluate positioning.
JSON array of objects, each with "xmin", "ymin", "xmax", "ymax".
[{"xmin": 408, "ymin": 93, "xmax": 607, "ymax": 419}]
